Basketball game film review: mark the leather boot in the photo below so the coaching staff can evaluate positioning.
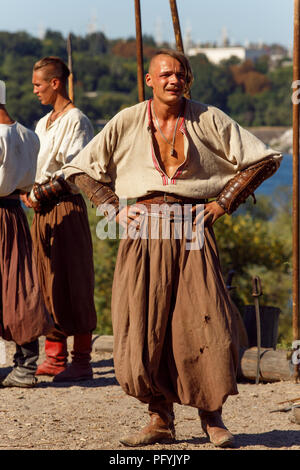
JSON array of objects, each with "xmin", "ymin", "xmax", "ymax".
[
  {"xmin": 53, "ymin": 333, "xmax": 93, "ymax": 382},
  {"xmin": 120, "ymin": 400, "xmax": 175, "ymax": 447},
  {"xmin": 35, "ymin": 338, "xmax": 68, "ymax": 376},
  {"xmin": 198, "ymin": 408, "xmax": 235, "ymax": 448},
  {"xmin": 2, "ymin": 340, "xmax": 39, "ymax": 388}
]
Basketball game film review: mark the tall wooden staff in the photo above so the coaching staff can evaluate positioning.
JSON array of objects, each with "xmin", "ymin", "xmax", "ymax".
[
  {"xmin": 169, "ymin": 0, "xmax": 190, "ymax": 99},
  {"xmin": 134, "ymin": 0, "xmax": 145, "ymax": 102},
  {"xmin": 293, "ymin": 0, "xmax": 300, "ymax": 381},
  {"xmin": 169, "ymin": 0, "xmax": 184, "ymax": 53},
  {"xmin": 67, "ymin": 33, "xmax": 74, "ymax": 103}
]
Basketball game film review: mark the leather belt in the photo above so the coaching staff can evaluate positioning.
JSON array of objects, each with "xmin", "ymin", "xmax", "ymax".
[{"xmin": 136, "ymin": 192, "xmax": 207, "ymax": 205}]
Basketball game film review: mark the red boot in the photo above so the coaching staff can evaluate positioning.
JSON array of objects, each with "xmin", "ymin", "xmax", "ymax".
[
  {"xmin": 36, "ymin": 339, "xmax": 68, "ymax": 376},
  {"xmin": 53, "ymin": 333, "xmax": 93, "ymax": 382}
]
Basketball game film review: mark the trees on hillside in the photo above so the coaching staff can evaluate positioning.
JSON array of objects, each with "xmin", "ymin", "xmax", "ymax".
[{"xmin": 0, "ymin": 30, "xmax": 292, "ymax": 129}]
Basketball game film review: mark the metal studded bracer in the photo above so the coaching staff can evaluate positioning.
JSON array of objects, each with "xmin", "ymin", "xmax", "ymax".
[{"xmin": 216, "ymin": 157, "xmax": 280, "ymax": 214}]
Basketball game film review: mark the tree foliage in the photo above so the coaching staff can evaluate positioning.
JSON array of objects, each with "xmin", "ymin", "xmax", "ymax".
[
  {"xmin": 214, "ymin": 187, "xmax": 292, "ymax": 345},
  {"xmin": 0, "ymin": 30, "xmax": 292, "ymax": 129}
]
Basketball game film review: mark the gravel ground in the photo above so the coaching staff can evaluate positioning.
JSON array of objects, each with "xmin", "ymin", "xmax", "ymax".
[{"xmin": 0, "ymin": 337, "xmax": 299, "ymax": 453}]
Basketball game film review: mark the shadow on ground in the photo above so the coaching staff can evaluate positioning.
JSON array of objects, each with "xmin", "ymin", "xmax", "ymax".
[{"xmin": 234, "ymin": 430, "xmax": 300, "ymax": 449}]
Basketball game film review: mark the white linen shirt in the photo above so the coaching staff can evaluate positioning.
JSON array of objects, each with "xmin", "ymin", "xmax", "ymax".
[
  {"xmin": 62, "ymin": 100, "xmax": 282, "ymax": 200},
  {"xmin": 35, "ymin": 108, "xmax": 94, "ymax": 189},
  {"xmin": 0, "ymin": 122, "xmax": 40, "ymax": 196}
]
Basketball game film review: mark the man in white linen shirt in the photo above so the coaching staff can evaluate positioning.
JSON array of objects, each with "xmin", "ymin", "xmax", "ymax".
[
  {"xmin": 62, "ymin": 49, "xmax": 282, "ymax": 447},
  {"xmin": 0, "ymin": 80, "xmax": 52, "ymax": 388},
  {"xmin": 24, "ymin": 57, "xmax": 97, "ymax": 383}
]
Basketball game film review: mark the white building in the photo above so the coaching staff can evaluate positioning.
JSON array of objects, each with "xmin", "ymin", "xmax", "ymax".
[{"xmin": 187, "ymin": 46, "xmax": 267, "ymax": 64}]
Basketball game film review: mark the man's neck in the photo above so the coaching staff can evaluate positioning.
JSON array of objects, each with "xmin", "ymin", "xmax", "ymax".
[
  {"xmin": 151, "ymin": 97, "xmax": 184, "ymax": 121},
  {"xmin": 52, "ymin": 93, "xmax": 71, "ymax": 112},
  {"xmin": 0, "ymin": 106, "xmax": 14, "ymax": 125}
]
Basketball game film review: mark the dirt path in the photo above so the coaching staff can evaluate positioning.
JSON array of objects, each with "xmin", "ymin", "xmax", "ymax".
[{"xmin": 0, "ymin": 337, "xmax": 299, "ymax": 452}]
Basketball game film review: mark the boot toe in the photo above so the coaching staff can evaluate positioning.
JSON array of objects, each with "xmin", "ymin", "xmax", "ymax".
[
  {"xmin": 199, "ymin": 410, "xmax": 235, "ymax": 448},
  {"xmin": 36, "ymin": 361, "xmax": 67, "ymax": 376},
  {"xmin": 1, "ymin": 370, "xmax": 37, "ymax": 388},
  {"xmin": 53, "ymin": 364, "xmax": 93, "ymax": 382},
  {"xmin": 120, "ymin": 427, "xmax": 175, "ymax": 447},
  {"xmin": 205, "ymin": 428, "xmax": 235, "ymax": 448}
]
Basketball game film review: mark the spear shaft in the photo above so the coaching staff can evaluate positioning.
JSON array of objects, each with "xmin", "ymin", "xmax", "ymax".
[
  {"xmin": 169, "ymin": 0, "xmax": 184, "ymax": 52},
  {"xmin": 67, "ymin": 33, "xmax": 74, "ymax": 103},
  {"xmin": 134, "ymin": 0, "xmax": 145, "ymax": 102},
  {"xmin": 169, "ymin": 0, "xmax": 190, "ymax": 99}
]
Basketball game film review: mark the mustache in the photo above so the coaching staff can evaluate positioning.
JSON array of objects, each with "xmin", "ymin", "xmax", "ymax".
[{"xmin": 166, "ymin": 87, "xmax": 181, "ymax": 91}]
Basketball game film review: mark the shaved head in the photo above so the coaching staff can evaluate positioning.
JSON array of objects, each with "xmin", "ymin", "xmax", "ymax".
[
  {"xmin": 148, "ymin": 49, "xmax": 193, "ymax": 94},
  {"xmin": 33, "ymin": 57, "xmax": 70, "ymax": 85}
]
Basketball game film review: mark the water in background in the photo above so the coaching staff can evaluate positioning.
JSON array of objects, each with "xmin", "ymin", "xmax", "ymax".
[{"xmin": 256, "ymin": 154, "xmax": 292, "ymax": 195}]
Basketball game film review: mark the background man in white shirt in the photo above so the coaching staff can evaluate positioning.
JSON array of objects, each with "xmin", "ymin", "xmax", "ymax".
[
  {"xmin": 24, "ymin": 57, "xmax": 97, "ymax": 383},
  {"xmin": 0, "ymin": 80, "xmax": 52, "ymax": 388}
]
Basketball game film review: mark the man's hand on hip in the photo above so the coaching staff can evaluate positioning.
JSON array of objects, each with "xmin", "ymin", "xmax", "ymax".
[{"xmin": 203, "ymin": 201, "xmax": 225, "ymax": 225}]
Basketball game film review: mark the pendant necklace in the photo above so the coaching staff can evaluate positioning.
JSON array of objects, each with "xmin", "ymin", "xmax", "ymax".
[{"xmin": 151, "ymin": 103, "xmax": 181, "ymax": 157}]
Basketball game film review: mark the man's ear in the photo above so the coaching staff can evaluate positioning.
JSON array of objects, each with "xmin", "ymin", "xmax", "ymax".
[
  {"xmin": 50, "ymin": 77, "xmax": 60, "ymax": 90},
  {"xmin": 145, "ymin": 73, "xmax": 153, "ymax": 88}
]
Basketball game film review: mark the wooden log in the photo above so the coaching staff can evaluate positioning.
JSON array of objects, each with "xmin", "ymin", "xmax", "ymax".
[{"xmin": 238, "ymin": 347, "xmax": 294, "ymax": 382}]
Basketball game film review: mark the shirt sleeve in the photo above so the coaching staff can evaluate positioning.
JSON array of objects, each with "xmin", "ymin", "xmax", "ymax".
[
  {"xmin": 62, "ymin": 113, "xmax": 122, "ymax": 185},
  {"xmin": 56, "ymin": 115, "xmax": 94, "ymax": 166},
  {"xmin": 212, "ymin": 107, "xmax": 283, "ymax": 171}
]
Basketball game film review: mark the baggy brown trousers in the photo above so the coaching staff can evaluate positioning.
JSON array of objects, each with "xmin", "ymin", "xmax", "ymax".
[
  {"xmin": 31, "ymin": 194, "xmax": 97, "ymax": 337},
  {"xmin": 112, "ymin": 217, "xmax": 239, "ymax": 412},
  {"xmin": 0, "ymin": 202, "xmax": 53, "ymax": 345}
]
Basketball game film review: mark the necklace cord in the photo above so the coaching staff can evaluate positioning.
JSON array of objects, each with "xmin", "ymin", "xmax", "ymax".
[
  {"xmin": 151, "ymin": 103, "xmax": 181, "ymax": 156},
  {"xmin": 49, "ymin": 100, "xmax": 72, "ymax": 123}
]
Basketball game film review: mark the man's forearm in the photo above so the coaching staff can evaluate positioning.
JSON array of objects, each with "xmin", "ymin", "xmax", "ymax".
[
  {"xmin": 28, "ymin": 175, "xmax": 71, "ymax": 212},
  {"xmin": 216, "ymin": 157, "xmax": 280, "ymax": 214},
  {"xmin": 71, "ymin": 173, "xmax": 120, "ymax": 220}
]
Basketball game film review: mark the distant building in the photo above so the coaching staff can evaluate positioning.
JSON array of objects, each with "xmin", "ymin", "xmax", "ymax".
[{"xmin": 187, "ymin": 46, "xmax": 267, "ymax": 64}]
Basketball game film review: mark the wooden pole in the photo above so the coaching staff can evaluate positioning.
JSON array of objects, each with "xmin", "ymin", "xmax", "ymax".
[
  {"xmin": 169, "ymin": 0, "xmax": 184, "ymax": 52},
  {"xmin": 169, "ymin": 0, "xmax": 191, "ymax": 99},
  {"xmin": 134, "ymin": 0, "xmax": 145, "ymax": 102},
  {"xmin": 293, "ymin": 0, "xmax": 300, "ymax": 381},
  {"xmin": 67, "ymin": 33, "xmax": 74, "ymax": 103}
]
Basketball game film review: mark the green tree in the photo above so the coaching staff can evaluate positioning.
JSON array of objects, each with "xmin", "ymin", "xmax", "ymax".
[
  {"xmin": 42, "ymin": 30, "xmax": 67, "ymax": 59},
  {"xmin": 214, "ymin": 188, "xmax": 292, "ymax": 344}
]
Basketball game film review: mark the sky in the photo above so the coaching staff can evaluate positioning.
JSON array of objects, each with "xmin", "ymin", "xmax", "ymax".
[{"xmin": 0, "ymin": 0, "xmax": 294, "ymax": 49}]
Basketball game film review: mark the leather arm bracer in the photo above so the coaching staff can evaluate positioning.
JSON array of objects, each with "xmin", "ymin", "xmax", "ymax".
[
  {"xmin": 29, "ymin": 176, "xmax": 71, "ymax": 212},
  {"xmin": 33, "ymin": 176, "xmax": 71, "ymax": 203},
  {"xmin": 72, "ymin": 173, "xmax": 119, "ymax": 220},
  {"xmin": 216, "ymin": 157, "xmax": 280, "ymax": 214}
]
